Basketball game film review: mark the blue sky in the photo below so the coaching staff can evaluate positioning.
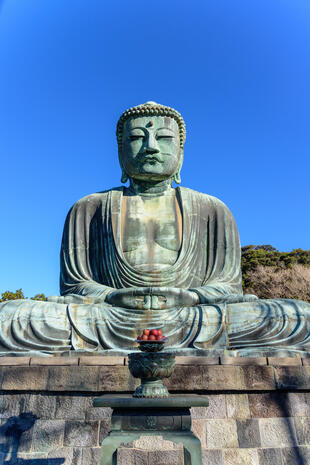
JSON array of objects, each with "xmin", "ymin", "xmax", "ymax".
[{"xmin": 0, "ymin": 0, "xmax": 309, "ymax": 297}]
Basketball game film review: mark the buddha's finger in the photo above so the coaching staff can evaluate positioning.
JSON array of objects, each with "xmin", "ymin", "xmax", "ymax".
[
  {"xmin": 132, "ymin": 287, "xmax": 151, "ymax": 296},
  {"xmin": 142, "ymin": 295, "xmax": 151, "ymax": 310},
  {"xmin": 149, "ymin": 287, "xmax": 166, "ymax": 295},
  {"xmin": 151, "ymin": 287, "xmax": 178, "ymax": 296},
  {"xmin": 243, "ymin": 294, "xmax": 258, "ymax": 301},
  {"xmin": 150, "ymin": 295, "xmax": 160, "ymax": 310}
]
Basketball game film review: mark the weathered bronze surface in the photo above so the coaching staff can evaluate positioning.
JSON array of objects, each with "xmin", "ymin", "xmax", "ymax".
[
  {"xmin": 138, "ymin": 340, "xmax": 167, "ymax": 352},
  {"xmin": 1, "ymin": 101, "xmax": 310, "ymax": 356},
  {"xmin": 128, "ymin": 351, "xmax": 175, "ymax": 398}
]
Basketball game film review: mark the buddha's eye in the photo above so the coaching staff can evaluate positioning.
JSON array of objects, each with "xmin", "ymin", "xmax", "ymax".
[
  {"xmin": 129, "ymin": 135, "xmax": 145, "ymax": 141},
  {"xmin": 156, "ymin": 129, "xmax": 174, "ymax": 140},
  {"xmin": 156, "ymin": 135, "xmax": 174, "ymax": 140}
]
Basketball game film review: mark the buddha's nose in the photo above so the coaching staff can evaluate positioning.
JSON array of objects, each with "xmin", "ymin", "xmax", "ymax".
[{"xmin": 145, "ymin": 134, "xmax": 160, "ymax": 154}]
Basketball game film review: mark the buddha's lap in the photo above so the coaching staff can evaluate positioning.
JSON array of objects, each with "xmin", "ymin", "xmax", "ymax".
[
  {"xmin": 0, "ymin": 297, "xmax": 310, "ymax": 353},
  {"xmin": 1, "ymin": 296, "xmax": 309, "ymax": 324}
]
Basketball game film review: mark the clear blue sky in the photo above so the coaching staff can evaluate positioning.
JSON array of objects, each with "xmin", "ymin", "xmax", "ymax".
[{"xmin": 0, "ymin": 0, "xmax": 309, "ymax": 297}]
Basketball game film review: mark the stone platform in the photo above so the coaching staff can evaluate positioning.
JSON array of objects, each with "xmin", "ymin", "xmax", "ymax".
[{"xmin": 0, "ymin": 355, "xmax": 310, "ymax": 464}]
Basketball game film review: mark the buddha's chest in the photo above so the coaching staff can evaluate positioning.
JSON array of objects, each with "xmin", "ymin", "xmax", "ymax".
[{"xmin": 120, "ymin": 194, "xmax": 182, "ymax": 271}]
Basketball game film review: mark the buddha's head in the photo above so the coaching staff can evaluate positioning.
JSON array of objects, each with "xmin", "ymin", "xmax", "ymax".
[{"xmin": 116, "ymin": 102, "xmax": 186, "ymax": 184}]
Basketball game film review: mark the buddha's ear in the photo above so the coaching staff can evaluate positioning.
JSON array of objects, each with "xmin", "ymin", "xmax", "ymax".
[
  {"xmin": 173, "ymin": 171, "xmax": 181, "ymax": 184},
  {"xmin": 121, "ymin": 169, "xmax": 128, "ymax": 184},
  {"xmin": 118, "ymin": 147, "xmax": 128, "ymax": 183},
  {"xmin": 173, "ymin": 148, "xmax": 183, "ymax": 184}
]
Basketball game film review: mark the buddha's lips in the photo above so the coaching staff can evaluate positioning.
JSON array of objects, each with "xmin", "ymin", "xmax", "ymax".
[{"xmin": 141, "ymin": 156, "xmax": 163, "ymax": 164}]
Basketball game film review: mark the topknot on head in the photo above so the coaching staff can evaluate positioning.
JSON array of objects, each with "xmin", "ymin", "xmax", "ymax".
[{"xmin": 116, "ymin": 101, "xmax": 186, "ymax": 149}]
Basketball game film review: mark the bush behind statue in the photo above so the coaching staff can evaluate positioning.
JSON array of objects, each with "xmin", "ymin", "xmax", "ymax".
[{"xmin": 242, "ymin": 246, "xmax": 310, "ymax": 303}]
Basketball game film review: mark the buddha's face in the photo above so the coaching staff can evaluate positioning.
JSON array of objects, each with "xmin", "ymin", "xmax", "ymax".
[{"xmin": 120, "ymin": 115, "xmax": 181, "ymax": 181}]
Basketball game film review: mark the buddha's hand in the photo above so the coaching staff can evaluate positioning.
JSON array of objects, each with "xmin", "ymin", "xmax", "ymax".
[
  {"xmin": 196, "ymin": 293, "xmax": 258, "ymax": 305},
  {"xmin": 105, "ymin": 287, "xmax": 199, "ymax": 310},
  {"xmin": 149, "ymin": 287, "xmax": 200, "ymax": 309},
  {"xmin": 105, "ymin": 288, "xmax": 153, "ymax": 309},
  {"xmin": 48, "ymin": 294, "xmax": 104, "ymax": 304},
  {"xmin": 218, "ymin": 294, "xmax": 258, "ymax": 304}
]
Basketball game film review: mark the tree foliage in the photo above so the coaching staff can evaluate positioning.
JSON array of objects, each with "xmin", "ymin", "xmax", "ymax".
[
  {"xmin": 0, "ymin": 289, "xmax": 26, "ymax": 301},
  {"xmin": 0, "ymin": 289, "xmax": 47, "ymax": 302},
  {"xmin": 31, "ymin": 293, "xmax": 47, "ymax": 301}
]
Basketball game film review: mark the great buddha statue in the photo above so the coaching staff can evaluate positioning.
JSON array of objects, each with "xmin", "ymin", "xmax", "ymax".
[{"xmin": 1, "ymin": 101, "xmax": 310, "ymax": 356}]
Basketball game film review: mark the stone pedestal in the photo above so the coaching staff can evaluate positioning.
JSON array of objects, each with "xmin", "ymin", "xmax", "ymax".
[{"xmin": 0, "ymin": 355, "xmax": 309, "ymax": 464}]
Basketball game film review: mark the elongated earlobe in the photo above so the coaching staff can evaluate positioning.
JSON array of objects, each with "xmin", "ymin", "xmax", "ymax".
[
  {"xmin": 174, "ymin": 171, "xmax": 181, "ymax": 184},
  {"xmin": 173, "ymin": 149, "xmax": 183, "ymax": 185},
  {"xmin": 121, "ymin": 170, "xmax": 128, "ymax": 183}
]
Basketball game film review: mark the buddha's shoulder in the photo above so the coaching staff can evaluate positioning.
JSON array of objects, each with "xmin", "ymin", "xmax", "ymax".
[
  {"xmin": 70, "ymin": 187, "xmax": 122, "ymax": 210},
  {"xmin": 179, "ymin": 187, "xmax": 231, "ymax": 212}
]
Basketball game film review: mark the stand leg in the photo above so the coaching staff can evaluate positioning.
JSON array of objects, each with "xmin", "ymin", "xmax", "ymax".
[
  {"xmin": 100, "ymin": 432, "xmax": 145, "ymax": 465},
  {"xmin": 101, "ymin": 430, "xmax": 202, "ymax": 465},
  {"xmin": 163, "ymin": 432, "xmax": 202, "ymax": 465}
]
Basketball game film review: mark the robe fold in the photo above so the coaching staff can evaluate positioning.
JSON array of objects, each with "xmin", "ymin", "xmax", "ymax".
[{"xmin": 60, "ymin": 187, "xmax": 242, "ymax": 299}]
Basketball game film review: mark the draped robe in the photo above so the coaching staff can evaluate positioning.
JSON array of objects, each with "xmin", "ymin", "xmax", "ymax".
[{"xmin": 0, "ymin": 187, "xmax": 310, "ymax": 355}]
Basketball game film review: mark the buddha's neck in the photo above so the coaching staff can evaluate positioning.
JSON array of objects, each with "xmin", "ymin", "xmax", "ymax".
[{"xmin": 128, "ymin": 178, "xmax": 173, "ymax": 197}]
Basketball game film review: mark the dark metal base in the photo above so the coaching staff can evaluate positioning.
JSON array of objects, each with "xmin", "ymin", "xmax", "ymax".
[
  {"xmin": 94, "ymin": 394, "xmax": 209, "ymax": 409},
  {"xmin": 94, "ymin": 395, "xmax": 208, "ymax": 465}
]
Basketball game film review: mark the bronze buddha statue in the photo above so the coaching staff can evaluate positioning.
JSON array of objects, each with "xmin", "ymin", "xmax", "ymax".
[{"xmin": 0, "ymin": 102, "xmax": 309, "ymax": 356}]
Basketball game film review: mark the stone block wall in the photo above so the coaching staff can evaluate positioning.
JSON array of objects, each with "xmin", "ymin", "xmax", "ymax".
[{"xmin": 0, "ymin": 355, "xmax": 309, "ymax": 464}]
